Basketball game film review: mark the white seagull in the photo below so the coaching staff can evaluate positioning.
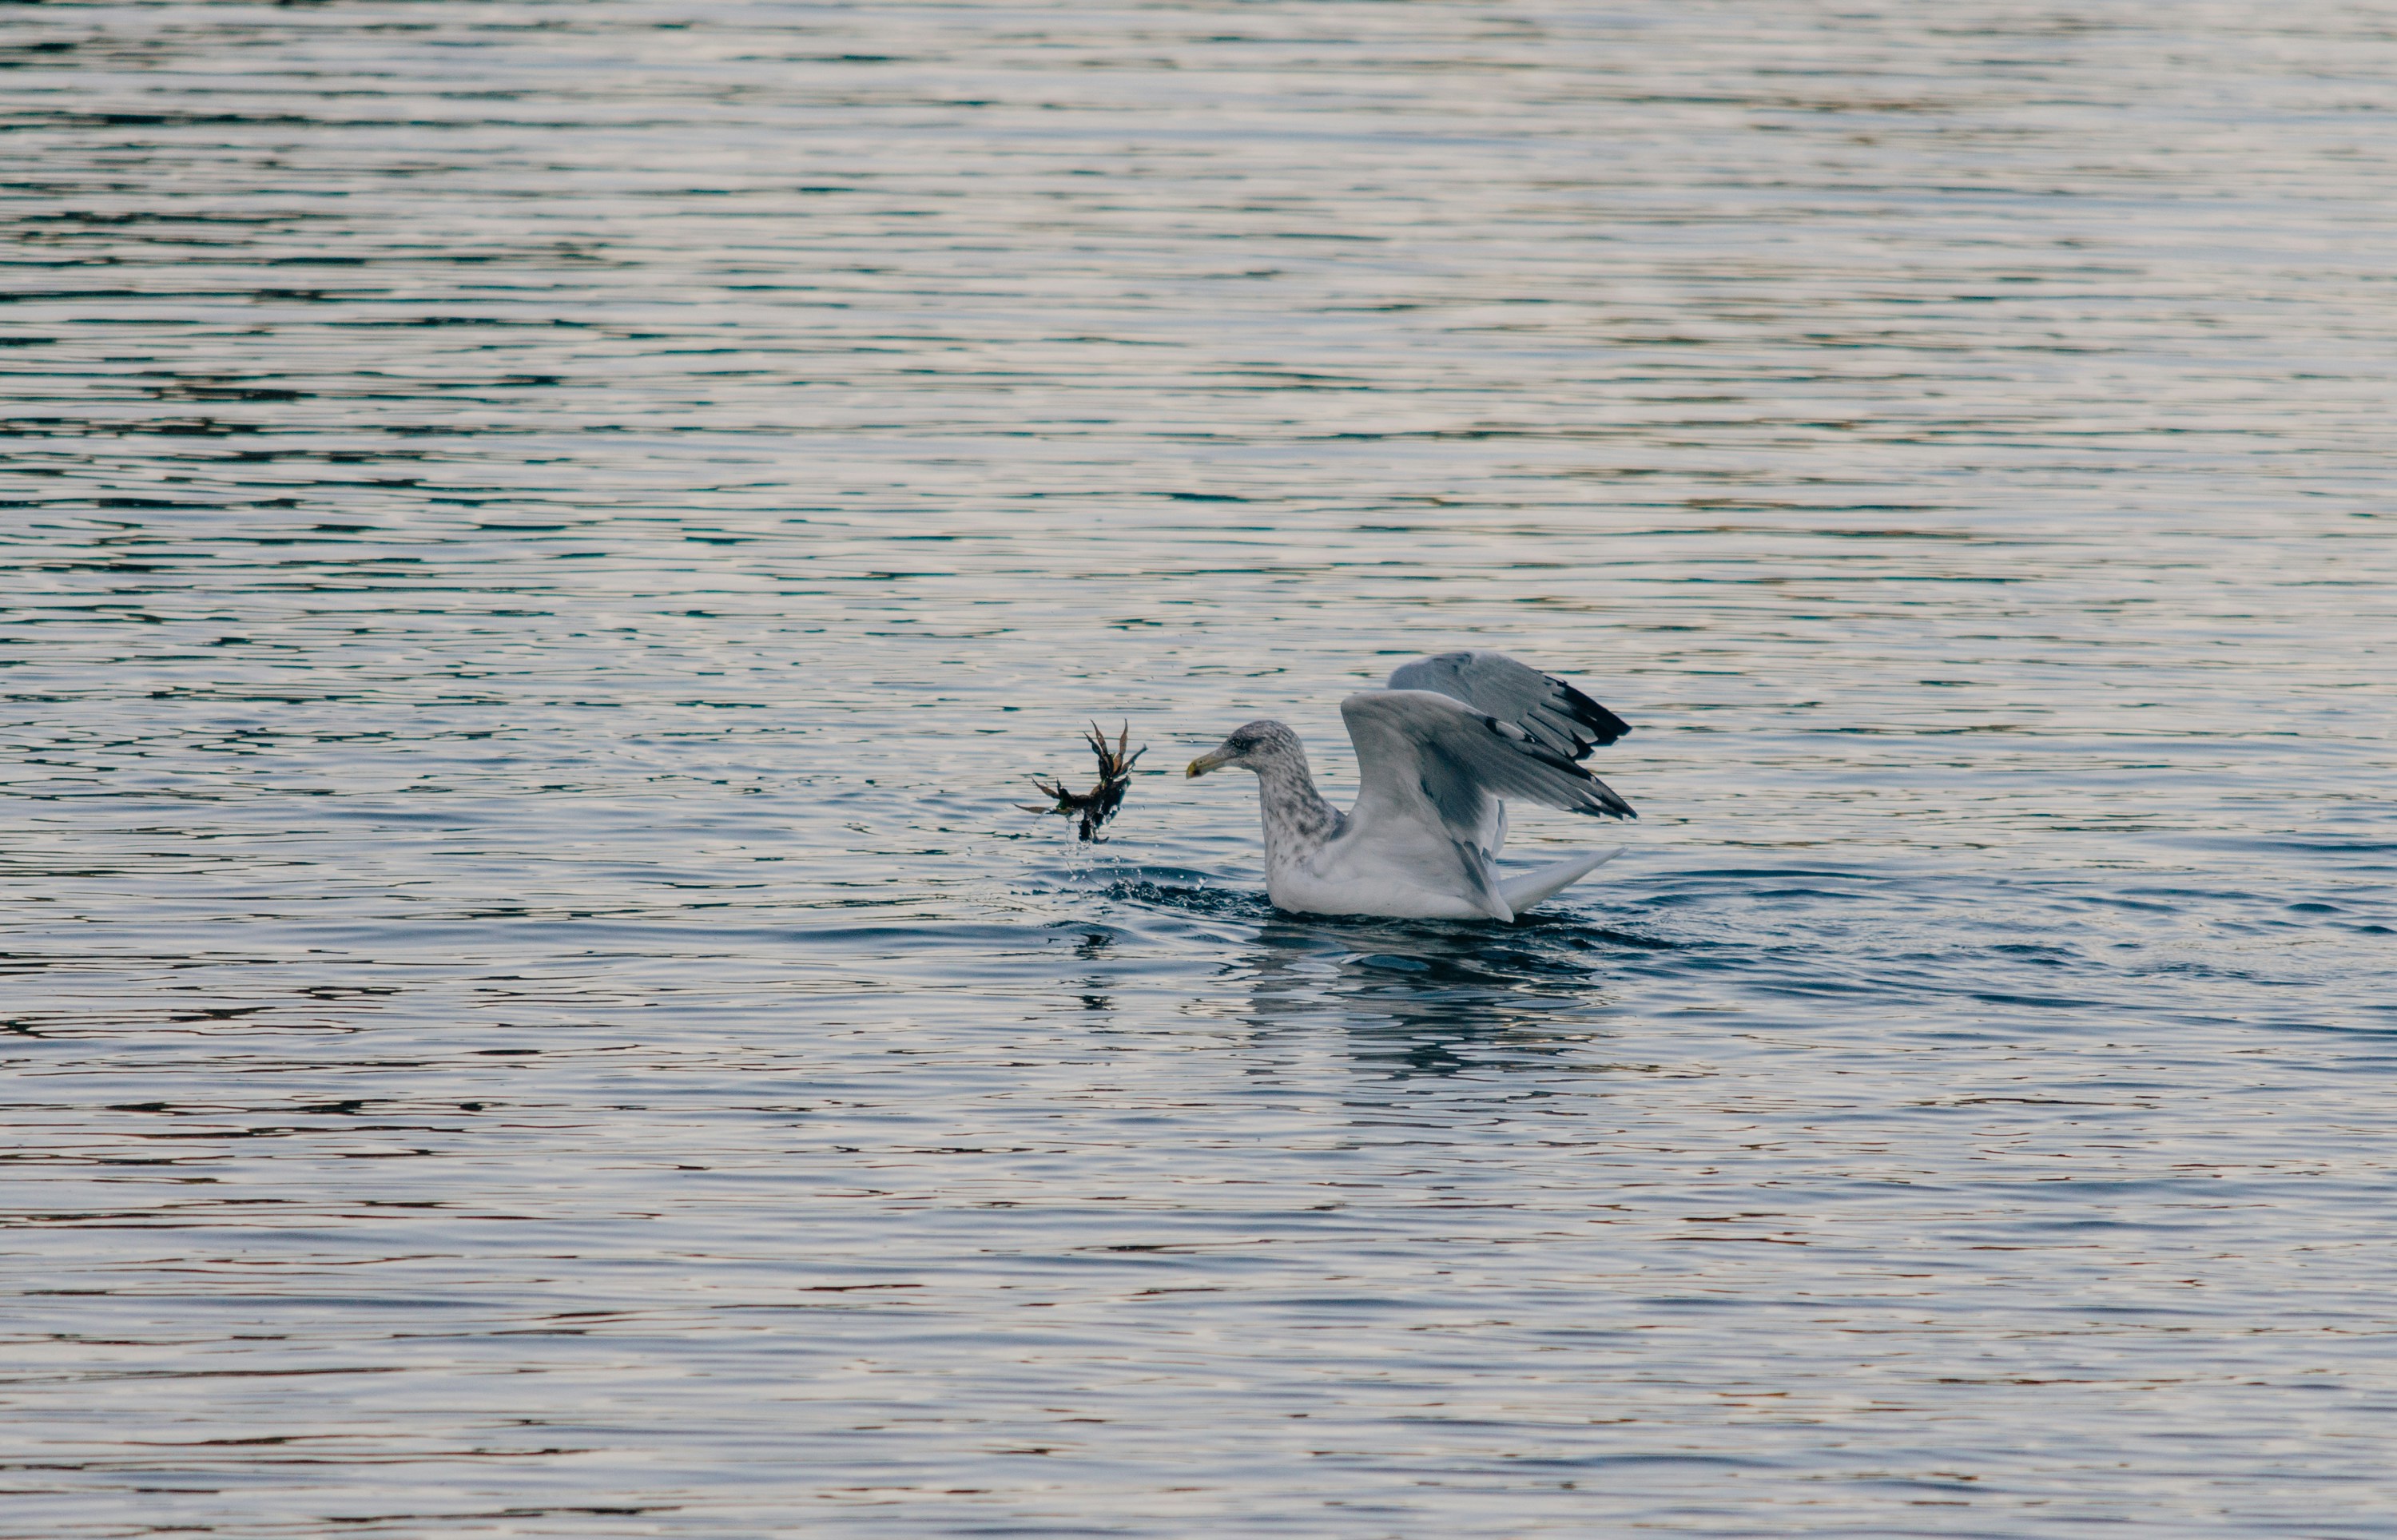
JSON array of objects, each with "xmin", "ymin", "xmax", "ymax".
[{"xmin": 1187, "ymin": 651, "xmax": 1637, "ymax": 922}]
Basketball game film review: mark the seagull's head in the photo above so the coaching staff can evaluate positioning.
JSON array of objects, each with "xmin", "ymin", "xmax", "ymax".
[{"xmin": 1187, "ymin": 720, "xmax": 1302, "ymax": 779}]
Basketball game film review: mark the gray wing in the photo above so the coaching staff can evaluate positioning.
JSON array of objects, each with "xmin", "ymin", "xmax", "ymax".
[
  {"xmin": 1342, "ymin": 689, "xmax": 1637, "ymax": 845},
  {"xmin": 1385, "ymin": 651, "xmax": 1629, "ymax": 761}
]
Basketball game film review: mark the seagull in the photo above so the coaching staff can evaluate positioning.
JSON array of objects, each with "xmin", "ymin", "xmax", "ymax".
[{"xmin": 1187, "ymin": 651, "xmax": 1637, "ymax": 922}]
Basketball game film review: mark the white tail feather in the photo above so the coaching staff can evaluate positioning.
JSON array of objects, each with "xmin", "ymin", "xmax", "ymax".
[{"xmin": 1497, "ymin": 848, "xmax": 1624, "ymax": 915}]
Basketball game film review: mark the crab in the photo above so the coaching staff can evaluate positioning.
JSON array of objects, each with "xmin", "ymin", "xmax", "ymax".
[{"xmin": 1022, "ymin": 720, "xmax": 1146, "ymax": 842}]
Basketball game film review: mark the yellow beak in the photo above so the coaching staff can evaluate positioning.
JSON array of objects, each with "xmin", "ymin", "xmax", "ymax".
[{"xmin": 1187, "ymin": 748, "xmax": 1234, "ymax": 778}]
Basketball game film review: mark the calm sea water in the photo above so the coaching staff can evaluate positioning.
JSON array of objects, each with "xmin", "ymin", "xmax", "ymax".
[{"xmin": 6, "ymin": 3, "xmax": 2396, "ymax": 1535}]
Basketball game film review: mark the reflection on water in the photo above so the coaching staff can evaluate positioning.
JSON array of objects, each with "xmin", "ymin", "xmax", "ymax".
[
  {"xmin": 1236, "ymin": 916, "xmax": 1616, "ymax": 1073},
  {"xmin": 7, "ymin": 1, "xmax": 2397, "ymax": 1536}
]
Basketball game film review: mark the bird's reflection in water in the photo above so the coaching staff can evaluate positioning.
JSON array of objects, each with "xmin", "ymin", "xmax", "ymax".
[
  {"xmin": 1236, "ymin": 915, "xmax": 1611, "ymax": 1078},
  {"xmin": 1075, "ymin": 929, "xmax": 1114, "ymax": 1013}
]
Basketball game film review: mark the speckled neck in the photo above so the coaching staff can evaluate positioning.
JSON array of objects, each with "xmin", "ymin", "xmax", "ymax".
[{"xmin": 1251, "ymin": 740, "xmax": 1343, "ymax": 869}]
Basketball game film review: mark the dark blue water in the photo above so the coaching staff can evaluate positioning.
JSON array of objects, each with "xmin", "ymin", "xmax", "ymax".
[{"xmin": 6, "ymin": 3, "xmax": 2395, "ymax": 1534}]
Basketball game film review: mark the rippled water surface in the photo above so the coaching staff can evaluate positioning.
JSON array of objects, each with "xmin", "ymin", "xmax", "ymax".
[{"xmin": 7, "ymin": 2, "xmax": 2397, "ymax": 1534}]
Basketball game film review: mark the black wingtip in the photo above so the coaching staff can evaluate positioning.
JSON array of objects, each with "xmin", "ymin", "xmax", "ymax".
[
  {"xmin": 1583, "ymin": 777, "xmax": 1636, "ymax": 820},
  {"xmin": 1556, "ymin": 677, "xmax": 1632, "ymax": 748}
]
